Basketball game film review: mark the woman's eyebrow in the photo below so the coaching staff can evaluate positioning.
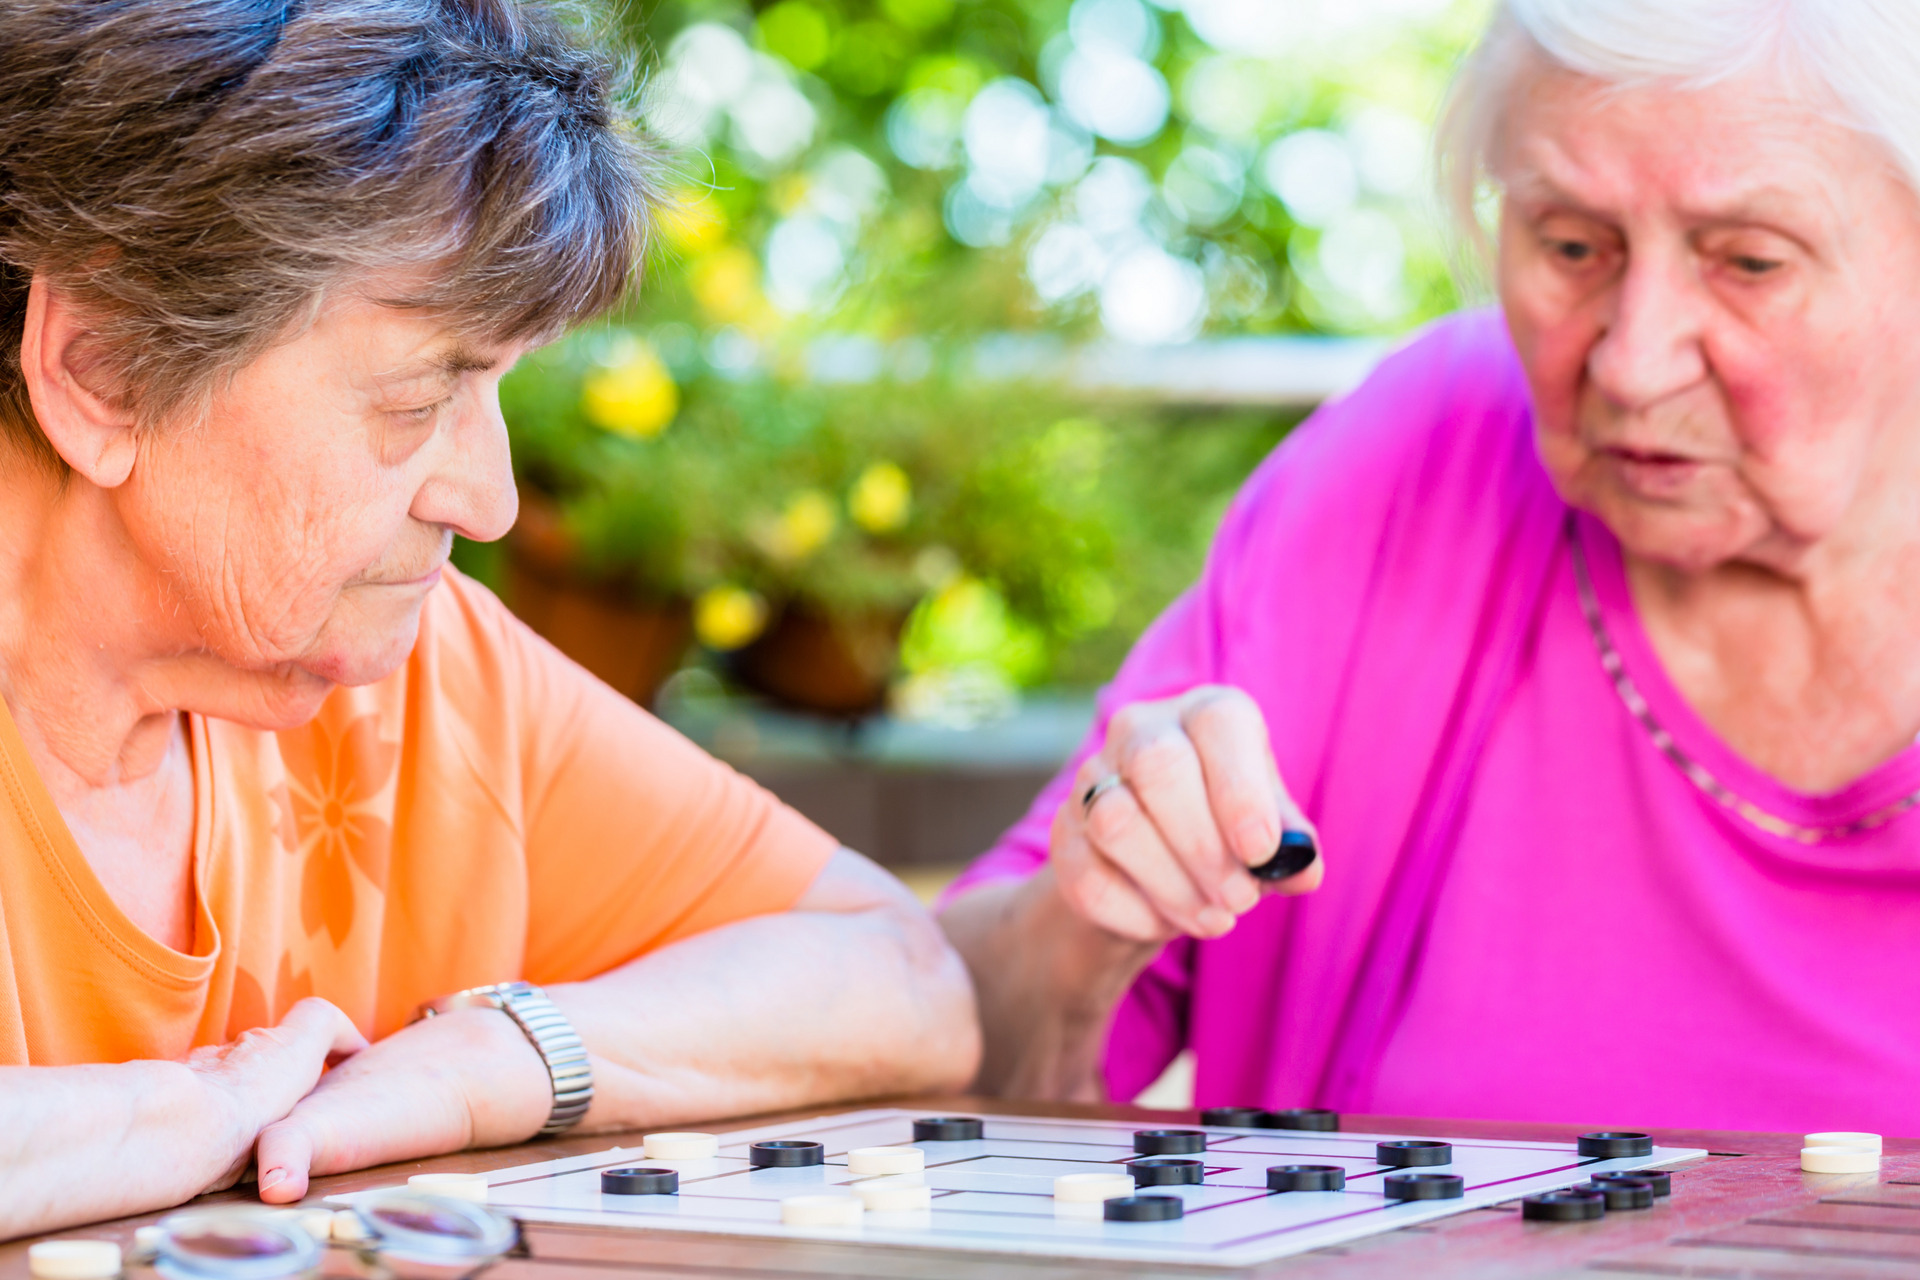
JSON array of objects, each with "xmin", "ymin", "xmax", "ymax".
[
  {"xmin": 377, "ymin": 343, "xmax": 498, "ymax": 384},
  {"xmin": 1506, "ymin": 163, "xmax": 1814, "ymax": 229}
]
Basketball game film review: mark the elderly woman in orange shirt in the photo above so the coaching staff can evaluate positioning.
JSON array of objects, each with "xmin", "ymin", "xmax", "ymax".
[{"xmin": 0, "ymin": 0, "xmax": 977, "ymax": 1238}]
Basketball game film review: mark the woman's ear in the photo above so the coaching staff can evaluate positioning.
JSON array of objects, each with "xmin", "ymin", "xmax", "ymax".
[{"xmin": 19, "ymin": 273, "xmax": 139, "ymax": 488}]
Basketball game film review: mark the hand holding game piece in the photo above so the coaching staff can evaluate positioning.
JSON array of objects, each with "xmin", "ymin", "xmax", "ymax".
[{"xmin": 1057, "ymin": 686, "xmax": 1324, "ymax": 945}]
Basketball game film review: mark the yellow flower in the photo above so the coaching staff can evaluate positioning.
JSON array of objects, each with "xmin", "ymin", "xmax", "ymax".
[
  {"xmin": 658, "ymin": 189, "xmax": 728, "ymax": 254},
  {"xmin": 762, "ymin": 489, "xmax": 838, "ymax": 562},
  {"xmin": 688, "ymin": 246, "xmax": 766, "ymax": 324},
  {"xmin": 849, "ymin": 460, "xmax": 912, "ymax": 533},
  {"xmin": 581, "ymin": 340, "xmax": 678, "ymax": 438},
  {"xmin": 695, "ymin": 585, "xmax": 770, "ymax": 651}
]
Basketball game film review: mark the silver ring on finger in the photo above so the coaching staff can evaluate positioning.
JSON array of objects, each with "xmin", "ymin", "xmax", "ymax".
[{"xmin": 1080, "ymin": 773, "xmax": 1126, "ymax": 820}]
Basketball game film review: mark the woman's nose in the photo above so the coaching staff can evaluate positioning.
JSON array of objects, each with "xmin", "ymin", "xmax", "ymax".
[
  {"xmin": 413, "ymin": 400, "xmax": 518, "ymax": 544},
  {"xmin": 1584, "ymin": 251, "xmax": 1710, "ymax": 412}
]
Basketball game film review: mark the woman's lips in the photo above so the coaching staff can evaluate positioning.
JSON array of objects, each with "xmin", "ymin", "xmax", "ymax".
[
  {"xmin": 1603, "ymin": 445, "xmax": 1704, "ymax": 498},
  {"xmin": 360, "ymin": 564, "xmax": 444, "ymax": 589}
]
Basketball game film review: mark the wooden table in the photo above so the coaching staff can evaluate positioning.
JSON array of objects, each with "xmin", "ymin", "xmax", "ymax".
[{"xmin": 8, "ymin": 1098, "xmax": 1918, "ymax": 1279}]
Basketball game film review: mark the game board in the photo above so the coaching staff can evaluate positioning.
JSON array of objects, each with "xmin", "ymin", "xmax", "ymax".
[{"xmin": 341, "ymin": 1108, "xmax": 1703, "ymax": 1269}]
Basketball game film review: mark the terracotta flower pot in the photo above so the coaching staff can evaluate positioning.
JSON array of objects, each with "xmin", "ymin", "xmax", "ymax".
[
  {"xmin": 730, "ymin": 602, "xmax": 908, "ymax": 718},
  {"xmin": 504, "ymin": 498, "xmax": 692, "ymax": 707}
]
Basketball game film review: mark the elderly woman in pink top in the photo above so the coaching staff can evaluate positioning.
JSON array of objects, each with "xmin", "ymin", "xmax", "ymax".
[{"xmin": 942, "ymin": 0, "xmax": 1920, "ymax": 1136}]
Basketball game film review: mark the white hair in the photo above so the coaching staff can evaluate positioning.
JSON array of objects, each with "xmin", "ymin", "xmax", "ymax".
[{"xmin": 1438, "ymin": 0, "xmax": 1920, "ymax": 248}]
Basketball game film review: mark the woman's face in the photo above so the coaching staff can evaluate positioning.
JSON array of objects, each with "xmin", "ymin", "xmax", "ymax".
[
  {"xmin": 1498, "ymin": 67, "xmax": 1920, "ymax": 574},
  {"xmin": 119, "ymin": 287, "xmax": 523, "ymax": 725}
]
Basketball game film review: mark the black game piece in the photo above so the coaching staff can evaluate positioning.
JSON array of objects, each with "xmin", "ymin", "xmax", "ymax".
[
  {"xmin": 1267, "ymin": 1165, "xmax": 1346, "ymax": 1193},
  {"xmin": 1199, "ymin": 1107, "xmax": 1265, "ymax": 1128},
  {"xmin": 1259, "ymin": 1109, "xmax": 1340, "ymax": 1132},
  {"xmin": 1578, "ymin": 1132, "xmax": 1653, "ymax": 1158},
  {"xmin": 599, "ymin": 1167, "xmax": 678, "ymax": 1195},
  {"xmin": 1250, "ymin": 829, "xmax": 1319, "ymax": 881},
  {"xmin": 1376, "ymin": 1140, "xmax": 1452, "ymax": 1167},
  {"xmin": 1592, "ymin": 1169, "xmax": 1670, "ymax": 1198},
  {"xmin": 1521, "ymin": 1190, "xmax": 1605, "ymax": 1221},
  {"xmin": 1129, "ymin": 1158, "xmax": 1203, "ymax": 1186},
  {"xmin": 912, "ymin": 1117, "xmax": 984, "ymax": 1142},
  {"xmin": 1383, "ymin": 1173, "xmax": 1464, "ymax": 1201},
  {"xmin": 1104, "ymin": 1195, "xmax": 1184, "ymax": 1222},
  {"xmin": 1580, "ymin": 1177, "xmax": 1654, "ymax": 1210},
  {"xmin": 1133, "ymin": 1129, "xmax": 1207, "ymax": 1155},
  {"xmin": 749, "ymin": 1140, "xmax": 825, "ymax": 1168}
]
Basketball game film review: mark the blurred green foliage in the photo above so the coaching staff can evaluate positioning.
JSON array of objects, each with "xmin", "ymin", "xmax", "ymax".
[
  {"xmin": 476, "ymin": 0, "xmax": 1488, "ymax": 701},
  {"xmin": 493, "ymin": 329, "xmax": 1295, "ymax": 686}
]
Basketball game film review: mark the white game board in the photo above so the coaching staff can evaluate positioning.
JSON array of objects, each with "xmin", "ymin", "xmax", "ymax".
[{"xmin": 341, "ymin": 1108, "xmax": 1703, "ymax": 1268}]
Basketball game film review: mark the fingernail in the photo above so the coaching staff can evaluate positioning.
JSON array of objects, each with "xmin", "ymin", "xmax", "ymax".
[
  {"xmin": 1197, "ymin": 907, "xmax": 1234, "ymax": 936},
  {"xmin": 1238, "ymin": 819, "xmax": 1279, "ymax": 866},
  {"xmin": 259, "ymin": 1167, "xmax": 287, "ymax": 1192}
]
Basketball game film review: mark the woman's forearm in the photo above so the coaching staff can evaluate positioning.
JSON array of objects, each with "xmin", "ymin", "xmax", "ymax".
[
  {"xmin": 938, "ymin": 868, "xmax": 1161, "ymax": 1101},
  {"xmin": 0, "ymin": 1059, "xmax": 237, "ymax": 1238},
  {"xmin": 551, "ymin": 850, "xmax": 981, "ymax": 1130}
]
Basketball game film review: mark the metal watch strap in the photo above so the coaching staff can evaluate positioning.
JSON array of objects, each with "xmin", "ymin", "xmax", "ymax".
[{"xmin": 416, "ymin": 981, "xmax": 593, "ymax": 1136}]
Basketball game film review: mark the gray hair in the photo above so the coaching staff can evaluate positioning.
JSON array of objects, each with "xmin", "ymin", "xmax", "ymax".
[
  {"xmin": 0, "ymin": 0, "xmax": 661, "ymax": 469},
  {"xmin": 1438, "ymin": 0, "xmax": 1920, "ymax": 247}
]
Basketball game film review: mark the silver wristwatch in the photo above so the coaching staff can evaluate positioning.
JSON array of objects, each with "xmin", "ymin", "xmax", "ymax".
[{"xmin": 416, "ymin": 981, "xmax": 593, "ymax": 1136}]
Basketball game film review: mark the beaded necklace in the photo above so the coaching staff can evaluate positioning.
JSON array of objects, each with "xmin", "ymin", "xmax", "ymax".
[{"xmin": 1570, "ymin": 526, "xmax": 1920, "ymax": 844}]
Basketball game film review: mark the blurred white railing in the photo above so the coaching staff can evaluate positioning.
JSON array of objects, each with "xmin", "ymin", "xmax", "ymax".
[
  {"xmin": 801, "ymin": 332, "xmax": 1399, "ymax": 408},
  {"xmin": 973, "ymin": 333, "xmax": 1397, "ymax": 407}
]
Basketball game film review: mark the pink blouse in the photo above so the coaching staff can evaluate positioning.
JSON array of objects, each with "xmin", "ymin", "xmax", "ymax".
[{"xmin": 953, "ymin": 309, "xmax": 1920, "ymax": 1135}]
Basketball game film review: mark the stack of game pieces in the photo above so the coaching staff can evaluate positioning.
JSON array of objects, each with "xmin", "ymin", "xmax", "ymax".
[
  {"xmin": 846, "ymin": 1146, "xmax": 933, "ymax": 1213},
  {"xmin": 1801, "ymin": 1132, "xmax": 1880, "ymax": 1174}
]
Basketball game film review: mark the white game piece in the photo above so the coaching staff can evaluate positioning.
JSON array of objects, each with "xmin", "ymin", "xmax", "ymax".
[
  {"xmin": 1053, "ymin": 1172, "xmax": 1136, "ymax": 1203},
  {"xmin": 27, "ymin": 1241, "xmax": 122, "ymax": 1280},
  {"xmin": 853, "ymin": 1176, "xmax": 933, "ymax": 1212},
  {"xmin": 848, "ymin": 1146, "xmax": 925, "ymax": 1177},
  {"xmin": 779, "ymin": 1194, "xmax": 864, "ymax": 1227},
  {"xmin": 1801, "ymin": 1145, "xmax": 1880, "ymax": 1174},
  {"xmin": 292, "ymin": 1208, "xmax": 334, "ymax": 1242},
  {"xmin": 127, "ymin": 1227, "xmax": 165, "ymax": 1265},
  {"xmin": 1805, "ymin": 1131, "xmax": 1881, "ymax": 1152},
  {"xmin": 643, "ymin": 1132, "xmax": 720, "ymax": 1161},
  {"xmin": 408, "ymin": 1172, "xmax": 489, "ymax": 1202},
  {"xmin": 330, "ymin": 1209, "xmax": 371, "ymax": 1243}
]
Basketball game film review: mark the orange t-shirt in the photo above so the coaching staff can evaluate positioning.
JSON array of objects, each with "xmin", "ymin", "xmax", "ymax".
[{"xmin": 0, "ymin": 569, "xmax": 838, "ymax": 1065}]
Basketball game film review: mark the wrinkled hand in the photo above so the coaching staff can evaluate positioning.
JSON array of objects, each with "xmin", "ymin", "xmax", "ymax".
[
  {"xmin": 186, "ymin": 998, "xmax": 369, "ymax": 1194},
  {"xmin": 255, "ymin": 1006, "xmax": 554, "ymax": 1203},
  {"xmin": 1051, "ymin": 685, "xmax": 1323, "ymax": 944}
]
